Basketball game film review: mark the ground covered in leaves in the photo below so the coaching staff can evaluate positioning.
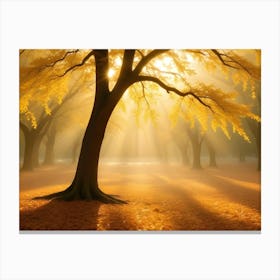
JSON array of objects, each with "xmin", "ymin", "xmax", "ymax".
[{"xmin": 20, "ymin": 161, "xmax": 261, "ymax": 231}]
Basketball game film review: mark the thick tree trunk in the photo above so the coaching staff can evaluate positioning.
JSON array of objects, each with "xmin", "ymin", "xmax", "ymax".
[
  {"xmin": 67, "ymin": 113, "xmax": 110, "ymax": 200},
  {"xmin": 37, "ymin": 50, "xmax": 127, "ymax": 203},
  {"xmin": 39, "ymin": 103, "xmax": 125, "ymax": 202}
]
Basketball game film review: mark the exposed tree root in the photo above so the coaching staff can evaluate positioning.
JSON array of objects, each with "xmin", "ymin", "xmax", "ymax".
[{"xmin": 33, "ymin": 184, "xmax": 127, "ymax": 204}]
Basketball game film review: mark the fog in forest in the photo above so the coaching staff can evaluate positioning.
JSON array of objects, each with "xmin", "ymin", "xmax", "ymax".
[
  {"xmin": 19, "ymin": 84, "xmax": 259, "ymax": 173},
  {"xmin": 20, "ymin": 49, "xmax": 260, "ymax": 231}
]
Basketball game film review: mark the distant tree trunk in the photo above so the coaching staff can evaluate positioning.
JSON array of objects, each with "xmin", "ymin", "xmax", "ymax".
[
  {"xmin": 177, "ymin": 142, "xmax": 190, "ymax": 165},
  {"xmin": 32, "ymin": 136, "xmax": 42, "ymax": 167},
  {"xmin": 188, "ymin": 126, "xmax": 203, "ymax": 169},
  {"xmin": 206, "ymin": 140, "xmax": 217, "ymax": 167},
  {"xmin": 21, "ymin": 132, "xmax": 35, "ymax": 171},
  {"xmin": 21, "ymin": 117, "xmax": 53, "ymax": 170},
  {"xmin": 239, "ymin": 149, "xmax": 246, "ymax": 162},
  {"xmin": 248, "ymin": 120, "xmax": 261, "ymax": 171},
  {"xmin": 43, "ymin": 126, "xmax": 56, "ymax": 165},
  {"xmin": 191, "ymin": 139, "xmax": 202, "ymax": 169},
  {"xmin": 182, "ymin": 148, "xmax": 190, "ymax": 165}
]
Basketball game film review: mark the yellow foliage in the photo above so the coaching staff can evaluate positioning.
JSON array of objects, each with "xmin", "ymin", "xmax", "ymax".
[
  {"xmin": 19, "ymin": 49, "xmax": 260, "ymax": 143},
  {"xmin": 20, "ymin": 49, "xmax": 94, "ymax": 129}
]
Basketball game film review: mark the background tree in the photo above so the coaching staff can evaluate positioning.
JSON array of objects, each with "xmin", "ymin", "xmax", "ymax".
[{"xmin": 20, "ymin": 51, "xmax": 93, "ymax": 170}]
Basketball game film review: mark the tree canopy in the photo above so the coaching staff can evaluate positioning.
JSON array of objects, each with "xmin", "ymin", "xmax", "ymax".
[{"xmin": 20, "ymin": 49, "xmax": 260, "ymax": 140}]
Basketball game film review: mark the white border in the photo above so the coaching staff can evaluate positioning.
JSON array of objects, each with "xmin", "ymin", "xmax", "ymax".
[{"xmin": 1, "ymin": 0, "xmax": 280, "ymax": 279}]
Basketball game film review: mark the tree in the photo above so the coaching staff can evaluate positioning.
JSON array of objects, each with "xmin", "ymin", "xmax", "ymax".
[
  {"xmin": 20, "ymin": 92, "xmax": 78, "ymax": 170},
  {"xmin": 187, "ymin": 121, "xmax": 204, "ymax": 169},
  {"xmin": 205, "ymin": 137, "xmax": 217, "ymax": 167},
  {"xmin": 42, "ymin": 121, "xmax": 57, "ymax": 165},
  {"xmin": 20, "ymin": 51, "xmax": 93, "ymax": 170},
  {"xmin": 20, "ymin": 109, "xmax": 54, "ymax": 170},
  {"xmin": 20, "ymin": 49, "xmax": 260, "ymax": 203}
]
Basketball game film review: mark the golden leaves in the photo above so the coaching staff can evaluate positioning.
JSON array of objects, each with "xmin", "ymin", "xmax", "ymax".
[
  {"xmin": 168, "ymin": 81, "xmax": 260, "ymax": 142},
  {"xmin": 19, "ymin": 49, "xmax": 260, "ymax": 143},
  {"xmin": 20, "ymin": 49, "xmax": 95, "ymax": 129}
]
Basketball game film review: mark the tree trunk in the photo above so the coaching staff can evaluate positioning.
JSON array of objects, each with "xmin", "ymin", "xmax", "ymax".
[
  {"xmin": 39, "ymin": 103, "xmax": 124, "ymax": 202},
  {"xmin": 43, "ymin": 127, "xmax": 56, "ymax": 165},
  {"xmin": 182, "ymin": 150, "xmax": 190, "ymax": 165},
  {"xmin": 208, "ymin": 143, "xmax": 217, "ymax": 167},
  {"xmin": 37, "ymin": 50, "xmax": 127, "ymax": 203},
  {"xmin": 191, "ymin": 139, "xmax": 202, "ymax": 169},
  {"xmin": 178, "ymin": 143, "xmax": 190, "ymax": 166},
  {"xmin": 32, "ymin": 137, "xmax": 42, "ymax": 168},
  {"xmin": 21, "ymin": 132, "xmax": 35, "ymax": 171},
  {"xmin": 188, "ymin": 126, "xmax": 202, "ymax": 169},
  {"xmin": 68, "ymin": 111, "xmax": 110, "ymax": 200},
  {"xmin": 239, "ymin": 150, "xmax": 246, "ymax": 162}
]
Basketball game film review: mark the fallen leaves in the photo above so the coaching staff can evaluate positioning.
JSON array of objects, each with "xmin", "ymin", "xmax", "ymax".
[{"xmin": 20, "ymin": 162, "xmax": 261, "ymax": 231}]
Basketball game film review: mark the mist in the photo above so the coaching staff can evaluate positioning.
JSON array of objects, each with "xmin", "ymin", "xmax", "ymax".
[{"xmin": 20, "ymin": 49, "xmax": 260, "ymax": 231}]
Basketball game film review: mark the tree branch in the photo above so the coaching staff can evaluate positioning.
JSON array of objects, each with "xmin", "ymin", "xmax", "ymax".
[
  {"xmin": 136, "ymin": 50, "xmax": 144, "ymax": 58},
  {"xmin": 120, "ymin": 50, "xmax": 135, "ymax": 74},
  {"xmin": 55, "ymin": 50, "xmax": 95, "ymax": 78},
  {"xmin": 222, "ymin": 53, "xmax": 252, "ymax": 75},
  {"xmin": 37, "ymin": 87, "xmax": 80, "ymax": 132},
  {"xmin": 136, "ymin": 75, "xmax": 213, "ymax": 111},
  {"xmin": 43, "ymin": 49, "xmax": 79, "ymax": 69},
  {"xmin": 133, "ymin": 49, "xmax": 169, "ymax": 76},
  {"xmin": 140, "ymin": 82, "xmax": 151, "ymax": 111},
  {"xmin": 211, "ymin": 49, "xmax": 239, "ymax": 70}
]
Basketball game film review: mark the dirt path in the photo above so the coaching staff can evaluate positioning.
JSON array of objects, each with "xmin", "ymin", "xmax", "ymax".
[{"xmin": 20, "ymin": 162, "xmax": 261, "ymax": 231}]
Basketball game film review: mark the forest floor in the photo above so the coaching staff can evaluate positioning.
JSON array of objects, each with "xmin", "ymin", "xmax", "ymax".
[{"xmin": 20, "ymin": 161, "xmax": 261, "ymax": 231}]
